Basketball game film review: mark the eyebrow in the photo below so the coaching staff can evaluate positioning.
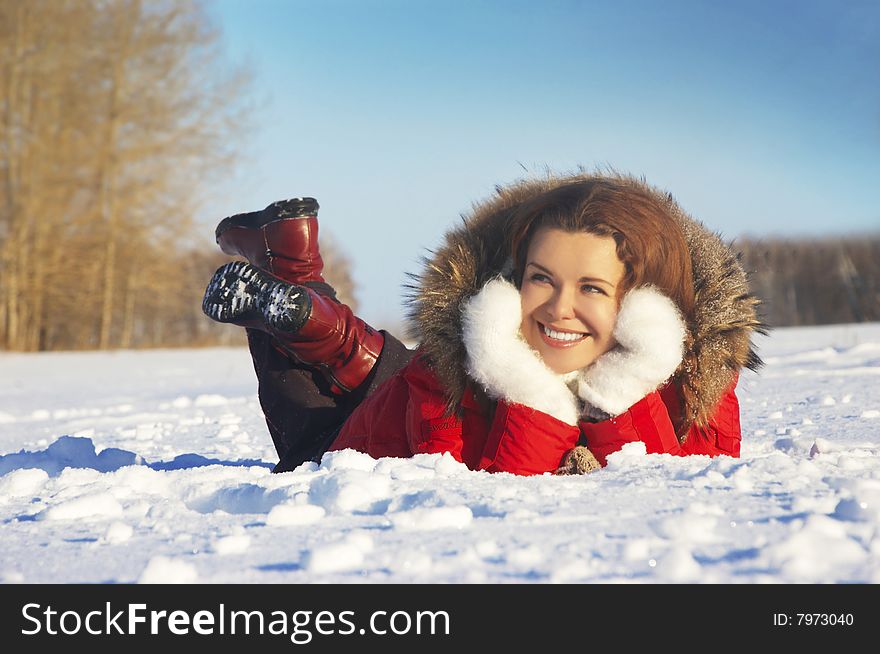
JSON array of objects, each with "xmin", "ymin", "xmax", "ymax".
[{"xmin": 526, "ymin": 262, "xmax": 616, "ymax": 288}]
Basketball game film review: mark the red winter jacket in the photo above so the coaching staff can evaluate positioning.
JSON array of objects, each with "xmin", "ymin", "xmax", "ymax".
[{"xmin": 329, "ymin": 353, "xmax": 741, "ymax": 476}]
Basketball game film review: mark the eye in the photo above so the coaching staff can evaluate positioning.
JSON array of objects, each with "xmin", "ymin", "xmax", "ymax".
[
  {"xmin": 581, "ymin": 284, "xmax": 606, "ymax": 296},
  {"xmin": 529, "ymin": 273, "xmax": 552, "ymax": 285}
]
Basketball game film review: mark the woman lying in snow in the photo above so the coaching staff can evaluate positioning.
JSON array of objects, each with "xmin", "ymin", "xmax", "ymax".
[{"xmin": 202, "ymin": 172, "xmax": 764, "ymax": 476}]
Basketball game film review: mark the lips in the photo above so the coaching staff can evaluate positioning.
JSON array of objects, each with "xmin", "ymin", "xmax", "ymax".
[{"xmin": 538, "ymin": 322, "xmax": 589, "ymax": 348}]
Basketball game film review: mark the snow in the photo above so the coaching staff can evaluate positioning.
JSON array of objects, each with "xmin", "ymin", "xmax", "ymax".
[
  {"xmin": 1, "ymin": 324, "xmax": 880, "ymax": 583},
  {"xmin": 138, "ymin": 556, "xmax": 199, "ymax": 584}
]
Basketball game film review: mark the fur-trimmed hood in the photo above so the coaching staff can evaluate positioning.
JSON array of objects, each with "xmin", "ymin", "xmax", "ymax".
[{"xmin": 404, "ymin": 171, "xmax": 764, "ymax": 438}]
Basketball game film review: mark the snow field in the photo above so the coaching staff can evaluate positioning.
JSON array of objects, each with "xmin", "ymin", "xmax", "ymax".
[{"xmin": 1, "ymin": 323, "xmax": 879, "ymax": 583}]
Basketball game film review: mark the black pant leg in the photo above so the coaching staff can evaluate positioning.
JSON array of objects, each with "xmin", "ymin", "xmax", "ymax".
[{"xmin": 246, "ymin": 328, "xmax": 416, "ymax": 473}]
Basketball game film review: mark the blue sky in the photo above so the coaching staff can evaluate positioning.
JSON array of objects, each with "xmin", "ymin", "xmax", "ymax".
[{"xmin": 201, "ymin": 0, "xmax": 880, "ymax": 327}]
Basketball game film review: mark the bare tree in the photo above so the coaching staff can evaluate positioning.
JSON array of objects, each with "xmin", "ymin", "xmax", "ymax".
[{"xmin": 0, "ymin": 0, "xmax": 258, "ymax": 350}]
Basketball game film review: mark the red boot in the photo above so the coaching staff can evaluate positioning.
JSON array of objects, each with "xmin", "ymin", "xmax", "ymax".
[
  {"xmin": 215, "ymin": 197, "xmax": 326, "ymax": 286},
  {"xmin": 203, "ymin": 261, "xmax": 384, "ymax": 393},
  {"xmin": 274, "ymin": 282, "xmax": 385, "ymax": 393}
]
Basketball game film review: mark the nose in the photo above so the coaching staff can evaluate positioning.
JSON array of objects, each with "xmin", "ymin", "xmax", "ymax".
[{"xmin": 545, "ymin": 286, "xmax": 577, "ymax": 321}]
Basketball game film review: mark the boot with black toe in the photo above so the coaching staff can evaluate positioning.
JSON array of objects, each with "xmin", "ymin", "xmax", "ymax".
[
  {"xmin": 203, "ymin": 261, "xmax": 383, "ymax": 394},
  {"xmin": 215, "ymin": 197, "xmax": 328, "ymax": 288}
]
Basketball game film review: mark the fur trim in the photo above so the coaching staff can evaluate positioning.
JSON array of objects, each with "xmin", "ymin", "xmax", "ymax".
[
  {"xmin": 404, "ymin": 170, "xmax": 765, "ymax": 438},
  {"xmin": 577, "ymin": 286, "xmax": 686, "ymax": 417},
  {"xmin": 671, "ymin": 205, "xmax": 766, "ymax": 431},
  {"xmin": 461, "ymin": 278, "xmax": 579, "ymax": 425}
]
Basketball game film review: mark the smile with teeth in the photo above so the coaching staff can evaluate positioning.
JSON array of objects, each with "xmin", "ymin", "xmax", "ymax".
[{"xmin": 541, "ymin": 323, "xmax": 588, "ymax": 343}]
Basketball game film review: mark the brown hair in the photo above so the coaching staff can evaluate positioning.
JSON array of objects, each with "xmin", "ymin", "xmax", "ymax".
[{"xmin": 509, "ymin": 179, "xmax": 695, "ymax": 323}]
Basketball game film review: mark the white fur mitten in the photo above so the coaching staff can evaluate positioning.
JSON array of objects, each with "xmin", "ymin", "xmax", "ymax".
[
  {"xmin": 461, "ymin": 277, "xmax": 579, "ymax": 426},
  {"xmin": 577, "ymin": 286, "xmax": 686, "ymax": 419}
]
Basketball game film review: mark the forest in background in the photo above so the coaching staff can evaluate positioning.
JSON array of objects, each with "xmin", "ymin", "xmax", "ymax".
[
  {"xmin": 738, "ymin": 234, "xmax": 880, "ymax": 328},
  {"xmin": 0, "ymin": 0, "xmax": 356, "ymax": 352},
  {"xmin": 1, "ymin": 0, "xmax": 876, "ymax": 352}
]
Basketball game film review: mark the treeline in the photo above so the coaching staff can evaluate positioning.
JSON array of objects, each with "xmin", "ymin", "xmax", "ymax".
[
  {"xmin": 738, "ymin": 234, "xmax": 880, "ymax": 328},
  {"xmin": 0, "ymin": 0, "xmax": 237, "ymax": 350}
]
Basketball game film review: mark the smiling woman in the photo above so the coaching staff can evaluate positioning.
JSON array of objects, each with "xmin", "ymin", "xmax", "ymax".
[
  {"xmin": 202, "ymin": 172, "xmax": 764, "ymax": 476},
  {"xmin": 518, "ymin": 229, "xmax": 624, "ymax": 374}
]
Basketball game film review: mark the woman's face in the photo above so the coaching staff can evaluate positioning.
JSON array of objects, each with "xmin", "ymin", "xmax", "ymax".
[{"xmin": 519, "ymin": 227, "xmax": 626, "ymax": 374}]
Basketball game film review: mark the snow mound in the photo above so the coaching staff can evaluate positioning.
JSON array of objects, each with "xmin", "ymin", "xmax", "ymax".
[
  {"xmin": 0, "ymin": 468, "xmax": 49, "ymax": 499},
  {"xmin": 308, "ymin": 470, "xmax": 392, "ymax": 513},
  {"xmin": 213, "ymin": 534, "xmax": 252, "ymax": 555},
  {"xmin": 388, "ymin": 506, "xmax": 473, "ymax": 531},
  {"xmin": 304, "ymin": 534, "xmax": 374, "ymax": 574},
  {"xmin": 103, "ymin": 522, "xmax": 134, "ymax": 544},
  {"xmin": 139, "ymin": 556, "xmax": 199, "ymax": 584},
  {"xmin": 37, "ymin": 492, "xmax": 124, "ymax": 521},
  {"xmin": 266, "ymin": 503, "xmax": 326, "ymax": 526},
  {"xmin": 0, "ymin": 436, "xmax": 142, "ymax": 477}
]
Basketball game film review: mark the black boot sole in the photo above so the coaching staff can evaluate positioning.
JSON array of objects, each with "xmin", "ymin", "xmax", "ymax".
[
  {"xmin": 214, "ymin": 197, "xmax": 320, "ymax": 243},
  {"xmin": 258, "ymin": 275, "xmax": 312, "ymax": 334},
  {"xmin": 202, "ymin": 261, "xmax": 266, "ymax": 324},
  {"xmin": 203, "ymin": 261, "xmax": 312, "ymax": 334}
]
